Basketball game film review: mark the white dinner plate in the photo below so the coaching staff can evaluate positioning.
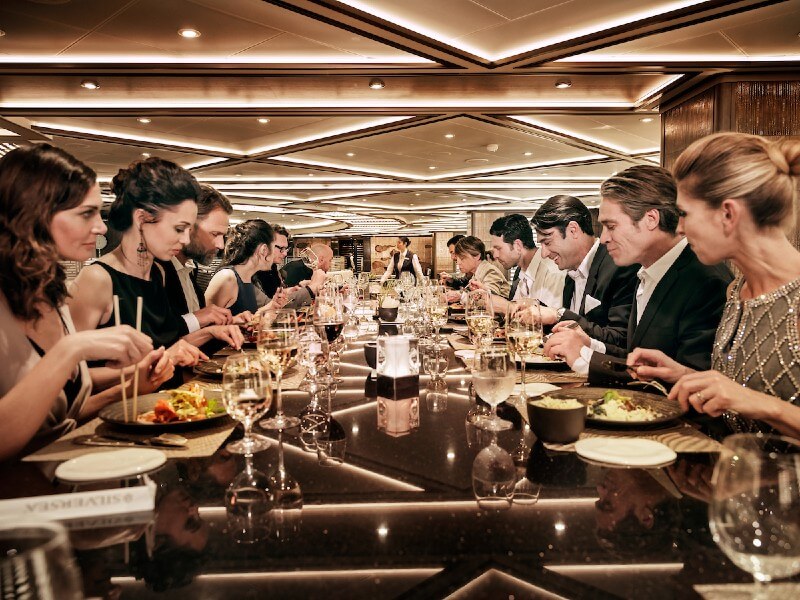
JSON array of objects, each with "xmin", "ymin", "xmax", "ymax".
[
  {"xmin": 55, "ymin": 448, "xmax": 167, "ymax": 483},
  {"xmin": 574, "ymin": 438, "xmax": 677, "ymax": 467}
]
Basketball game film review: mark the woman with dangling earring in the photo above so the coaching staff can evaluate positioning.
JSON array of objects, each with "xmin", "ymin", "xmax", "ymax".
[
  {"xmin": 204, "ymin": 219, "xmax": 288, "ymax": 314},
  {"xmin": 69, "ymin": 157, "xmax": 244, "ymax": 370}
]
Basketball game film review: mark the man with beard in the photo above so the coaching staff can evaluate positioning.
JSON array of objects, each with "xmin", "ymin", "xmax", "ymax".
[{"xmin": 160, "ymin": 184, "xmax": 236, "ymax": 331}]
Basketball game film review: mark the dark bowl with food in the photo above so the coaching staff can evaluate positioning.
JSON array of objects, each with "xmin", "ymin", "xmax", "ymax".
[
  {"xmin": 364, "ymin": 341, "xmax": 378, "ymax": 370},
  {"xmin": 378, "ymin": 306, "xmax": 399, "ymax": 322},
  {"xmin": 526, "ymin": 397, "xmax": 587, "ymax": 443}
]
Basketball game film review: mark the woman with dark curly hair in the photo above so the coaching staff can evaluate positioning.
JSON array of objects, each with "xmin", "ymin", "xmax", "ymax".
[
  {"xmin": 0, "ymin": 145, "xmax": 169, "ymax": 460},
  {"xmin": 204, "ymin": 219, "xmax": 287, "ymax": 314},
  {"xmin": 69, "ymin": 157, "xmax": 243, "ymax": 367}
]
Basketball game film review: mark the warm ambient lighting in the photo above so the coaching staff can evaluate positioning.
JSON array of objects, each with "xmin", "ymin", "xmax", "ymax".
[
  {"xmin": 640, "ymin": 117, "xmax": 654, "ymax": 123},
  {"xmin": 346, "ymin": 152, "xmax": 355, "ymax": 157},
  {"xmin": 428, "ymin": 166, "xmax": 436, "ymax": 170},
  {"xmin": 141, "ymin": 152, "xmax": 150, "ymax": 158},
  {"xmin": 523, "ymin": 151, "xmax": 533, "ymax": 156},
  {"xmin": 178, "ymin": 28, "xmax": 201, "ymax": 39},
  {"xmin": 444, "ymin": 133, "xmax": 455, "ymax": 139},
  {"xmin": 257, "ymin": 117, "xmax": 270, "ymax": 124},
  {"xmin": 368, "ymin": 78, "xmax": 385, "ymax": 89},
  {"xmin": 137, "ymin": 117, "xmax": 151, "ymax": 124},
  {"xmin": 80, "ymin": 80, "xmax": 99, "ymax": 90},
  {"xmin": 555, "ymin": 80, "xmax": 572, "ymax": 89}
]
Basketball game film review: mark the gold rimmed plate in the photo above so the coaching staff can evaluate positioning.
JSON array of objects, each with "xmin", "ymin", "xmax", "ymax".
[
  {"xmin": 530, "ymin": 387, "xmax": 684, "ymax": 428},
  {"xmin": 99, "ymin": 392, "xmax": 229, "ymax": 432}
]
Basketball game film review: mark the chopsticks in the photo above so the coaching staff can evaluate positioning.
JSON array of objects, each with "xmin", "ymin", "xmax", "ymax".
[
  {"xmin": 112, "ymin": 294, "xmax": 143, "ymax": 422},
  {"xmin": 113, "ymin": 295, "xmax": 128, "ymax": 423}
]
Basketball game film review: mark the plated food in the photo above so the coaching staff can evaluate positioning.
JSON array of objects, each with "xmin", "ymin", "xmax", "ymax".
[
  {"xmin": 99, "ymin": 387, "xmax": 228, "ymax": 431},
  {"xmin": 530, "ymin": 397, "xmax": 584, "ymax": 410},
  {"xmin": 588, "ymin": 389, "xmax": 662, "ymax": 422}
]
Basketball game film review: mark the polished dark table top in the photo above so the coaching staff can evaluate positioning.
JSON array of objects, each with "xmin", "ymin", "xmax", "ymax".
[{"xmin": 2, "ymin": 336, "xmax": 773, "ymax": 599}]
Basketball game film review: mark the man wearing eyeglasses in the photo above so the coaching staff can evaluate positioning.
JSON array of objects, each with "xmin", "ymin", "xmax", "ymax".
[{"xmin": 255, "ymin": 228, "xmax": 327, "ymax": 309}]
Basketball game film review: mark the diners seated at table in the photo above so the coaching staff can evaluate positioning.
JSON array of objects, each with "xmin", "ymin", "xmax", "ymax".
[
  {"xmin": 531, "ymin": 194, "xmax": 639, "ymax": 348},
  {"xmin": 0, "ymin": 145, "xmax": 171, "ymax": 460},
  {"xmin": 439, "ymin": 234, "xmax": 470, "ymax": 289},
  {"xmin": 160, "ymin": 183, "xmax": 235, "ymax": 332},
  {"xmin": 481, "ymin": 213, "xmax": 565, "ymax": 313},
  {"xmin": 627, "ymin": 133, "xmax": 800, "ymax": 438},
  {"xmin": 449, "ymin": 235, "xmax": 509, "ymax": 299},
  {"xmin": 204, "ymin": 219, "xmax": 288, "ymax": 315},
  {"xmin": 282, "ymin": 242, "xmax": 333, "ymax": 287},
  {"xmin": 544, "ymin": 164, "xmax": 732, "ymax": 381},
  {"xmin": 68, "ymin": 157, "xmax": 243, "ymax": 368}
]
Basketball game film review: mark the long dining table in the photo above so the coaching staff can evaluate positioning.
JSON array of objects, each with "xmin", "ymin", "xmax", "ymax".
[{"xmin": 1, "ymin": 329, "xmax": 785, "ymax": 599}]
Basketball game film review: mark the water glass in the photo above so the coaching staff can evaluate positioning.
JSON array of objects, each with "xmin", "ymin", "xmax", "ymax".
[
  {"xmin": 471, "ymin": 348, "xmax": 515, "ymax": 431},
  {"xmin": 222, "ymin": 353, "xmax": 272, "ymax": 454}
]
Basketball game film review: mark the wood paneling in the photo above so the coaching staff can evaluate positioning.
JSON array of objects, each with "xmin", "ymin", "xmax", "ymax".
[
  {"xmin": 733, "ymin": 81, "xmax": 800, "ymax": 137},
  {"xmin": 662, "ymin": 87, "xmax": 716, "ymax": 170}
]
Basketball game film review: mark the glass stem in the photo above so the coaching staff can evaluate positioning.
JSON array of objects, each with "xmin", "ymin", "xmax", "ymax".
[
  {"xmin": 275, "ymin": 370, "xmax": 284, "ymax": 417},
  {"xmin": 277, "ymin": 430, "xmax": 286, "ymax": 474},
  {"xmin": 520, "ymin": 360, "xmax": 527, "ymax": 400}
]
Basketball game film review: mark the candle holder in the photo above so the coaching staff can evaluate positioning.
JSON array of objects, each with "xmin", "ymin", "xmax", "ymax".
[{"xmin": 375, "ymin": 335, "xmax": 420, "ymax": 437}]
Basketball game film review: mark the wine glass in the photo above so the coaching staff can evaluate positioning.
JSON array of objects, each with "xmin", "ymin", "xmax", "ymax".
[
  {"xmin": 422, "ymin": 344, "xmax": 449, "ymax": 381},
  {"xmin": 471, "ymin": 348, "xmax": 515, "ymax": 431},
  {"xmin": 299, "ymin": 246, "xmax": 319, "ymax": 270},
  {"xmin": 269, "ymin": 429, "xmax": 303, "ymax": 509},
  {"xmin": 0, "ymin": 518, "xmax": 82, "ymax": 599},
  {"xmin": 225, "ymin": 453, "xmax": 272, "ymax": 544},
  {"xmin": 258, "ymin": 309, "xmax": 300, "ymax": 430},
  {"xmin": 506, "ymin": 298, "xmax": 543, "ymax": 401},
  {"xmin": 426, "ymin": 285, "xmax": 449, "ymax": 348},
  {"xmin": 313, "ymin": 291, "xmax": 345, "ymax": 383},
  {"xmin": 465, "ymin": 289, "xmax": 495, "ymax": 350},
  {"xmin": 472, "ymin": 432, "xmax": 516, "ymax": 510},
  {"xmin": 222, "ymin": 353, "xmax": 273, "ymax": 454},
  {"xmin": 709, "ymin": 433, "xmax": 800, "ymax": 592}
]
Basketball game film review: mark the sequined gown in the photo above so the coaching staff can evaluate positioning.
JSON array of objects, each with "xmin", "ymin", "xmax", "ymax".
[{"xmin": 711, "ymin": 276, "xmax": 800, "ymax": 433}]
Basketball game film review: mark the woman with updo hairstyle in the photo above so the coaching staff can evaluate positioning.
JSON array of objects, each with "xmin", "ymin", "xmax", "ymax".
[
  {"xmin": 69, "ymin": 157, "xmax": 243, "ymax": 369},
  {"xmin": 205, "ymin": 219, "xmax": 286, "ymax": 314},
  {"xmin": 628, "ymin": 132, "xmax": 800, "ymax": 438},
  {"xmin": 447, "ymin": 235, "xmax": 509, "ymax": 301},
  {"xmin": 0, "ymin": 145, "xmax": 172, "ymax": 460}
]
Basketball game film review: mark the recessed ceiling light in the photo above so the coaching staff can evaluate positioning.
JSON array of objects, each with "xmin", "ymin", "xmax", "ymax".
[
  {"xmin": 428, "ymin": 166, "xmax": 436, "ymax": 170},
  {"xmin": 555, "ymin": 80, "xmax": 572, "ymax": 89},
  {"xmin": 523, "ymin": 151, "xmax": 533, "ymax": 156},
  {"xmin": 235, "ymin": 173, "xmax": 242, "ymax": 177},
  {"xmin": 368, "ymin": 78, "xmax": 385, "ymax": 90},
  {"xmin": 414, "ymin": 193, "xmax": 420, "ymax": 196},
  {"xmin": 308, "ymin": 174, "xmax": 314, "ymax": 177},
  {"xmin": 444, "ymin": 133, "xmax": 455, "ymax": 139},
  {"xmin": 640, "ymin": 117, "xmax": 654, "ymax": 123},
  {"xmin": 346, "ymin": 152, "xmax": 355, "ymax": 157},
  {"xmin": 80, "ymin": 79, "xmax": 99, "ymax": 90},
  {"xmin": 257, "ymin": 117, "xmax": 270, "ymax": 124},
  {"xmin": 409, "ymin": 203, "xmax": 414, "ymax": 206},
  {"xmin": 141, "ymin": 152, "xmax": 150, "ymax": 158},
  {"xmin": 137, "ymin": 117, "xmax": 151, "ymax": 124},
  {"xmin": 178, "ymin": 28, "xmax": 201, "ymax": 39}
]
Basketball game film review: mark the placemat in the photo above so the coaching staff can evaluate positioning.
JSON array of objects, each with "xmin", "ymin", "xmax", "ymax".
[
  {"xmin": 193, "ymin": 365, "xmax": 308, "ymax": 391},
  {"xmin": 24, "ymin": 417, "xmax": 236, "ymax": 462}
]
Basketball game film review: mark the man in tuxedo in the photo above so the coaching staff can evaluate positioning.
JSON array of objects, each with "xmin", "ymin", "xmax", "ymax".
[
  {"xmin": 544, "ymin": 165, "xmax": 731, "ymax": 382},
  {"xmin": 531, "ymin": 195, "xmax": 638, "ymax": 348},
  {"xmin": 485, "ymin": 214, "xmax": 565, "ymax": 313},
  {"xmin": 160, "ymin": 184, "xmax": 235, "ymax": 332}
]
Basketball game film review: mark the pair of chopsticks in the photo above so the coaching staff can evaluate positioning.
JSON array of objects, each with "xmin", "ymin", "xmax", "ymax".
[{"xmin": 113, "ymin": 295, "xmax": 143, "ymax": 423}]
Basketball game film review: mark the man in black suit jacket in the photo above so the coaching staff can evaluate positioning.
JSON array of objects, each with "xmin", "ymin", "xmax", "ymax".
[
  {"xmin": 544, "ymin": 165, "xmax": 731, "ymax": 383},
  {"xmin": 531, "ymin": 195, "xmax": 639, "ymax": 348},
  {"xmin": 283, "ymin": 243, "xmax": 334, "ymax": 287}
]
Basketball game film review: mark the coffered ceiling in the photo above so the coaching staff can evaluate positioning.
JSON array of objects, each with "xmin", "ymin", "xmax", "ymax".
[{"xmin": 0, "ymin": 0, "xmax": 798, "ymax": 236}]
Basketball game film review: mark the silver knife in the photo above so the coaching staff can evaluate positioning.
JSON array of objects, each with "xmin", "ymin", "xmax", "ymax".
[{"xmin": 72, "ymin": 435, "xmax": 187, "ymax": 449}]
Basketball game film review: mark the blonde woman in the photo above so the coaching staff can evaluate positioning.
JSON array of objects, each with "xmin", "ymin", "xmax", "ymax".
[{"xmin": 629, "ymin": 133, "xmax": 800, "ymax": 438}]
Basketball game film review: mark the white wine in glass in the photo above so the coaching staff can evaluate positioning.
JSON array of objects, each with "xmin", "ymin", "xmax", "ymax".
[
  {"xmin": 472, "ymin": 349, "xmax": 516, "ymax": 431},
  {"xmin": 258, "ymin": 309, "xmax": 300, "ymax": 431},
  {"xmin": 222, "ymin": 353, "xmax": 272, "ymax": 454},
  {"xmin": 506, "ymin": 298, "xmax": 543, "ymax": 400}
]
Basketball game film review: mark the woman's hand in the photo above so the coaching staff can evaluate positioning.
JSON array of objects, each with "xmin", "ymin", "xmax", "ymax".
[
  {"xmin": 232, "ymin": 310, "xmax": 254, "ymax": 325},
  {"xmin": 69, "ymin": 325, "xmax": 153, "ymax": 368},
  {"xmin": 206, "ymin": 324, "xmax": 245, "ymax": 350},
  {"xmin": 627, "ymin": 348, "xmax": 692, "ymax": 384},
  {"xmin": 669, "ymin": 370, "xmax": 765, "ymax": 418},
  {"xmin": 165, "ymin": 339, "xmax": 208, "ymax": 367},
  {"xmin": 135, "ymin": 347, "xmax": 174, "ymax": 394}
]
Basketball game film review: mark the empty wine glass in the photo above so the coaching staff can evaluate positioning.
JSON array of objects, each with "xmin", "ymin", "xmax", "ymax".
[
  {"xmin": 472, "ymin": 433, "xmax": 516, "ymax": 510},
  {"xmin": 222, "ymin": 353, "xmax": 273, "ymax": 454},
  {"xmin": 225, "ymin": 454, "xmax": 272, "ymax": 544},
  {"xmin": 299, "ymin": 246, "xmax": 319, "ymax": 270},
  {"xmin": 258, "ymin": 309, "xmax": 300, "ymax": 431},
  {"xmin": 269, "ymin": 429, "xmax": 303, "ymax": 509},
  {"xmin": 465, "ymin": 289, "xmax": 495, "ymax": 350},
  {"xmin": 0, "ymin": 518, "xmax": 82, "ymax": 599},
  {"xmin": 472, "ymin": 348, "xmax": 515, "ymax": 431},
  {"xmin": 709, "ymin": 433, "xmax": 800, "ymax": 592},
  {"xmin": 422, "ymin": 344, "xmax": 449, "ymax": 381},
  {"xmin": 506, "ymin": 298, "xmax": 543, "ymax": 401}
]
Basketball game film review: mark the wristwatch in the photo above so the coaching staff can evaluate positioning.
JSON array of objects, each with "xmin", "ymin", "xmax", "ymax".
[{"xmin": 556, "ymin": 307, "xmax": 566, "ymax": 320}]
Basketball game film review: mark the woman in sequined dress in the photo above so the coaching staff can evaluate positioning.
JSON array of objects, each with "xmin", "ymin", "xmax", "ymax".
[{"xmin": 627, "ymin": 132, "xmax": 800, "ymax": 438}]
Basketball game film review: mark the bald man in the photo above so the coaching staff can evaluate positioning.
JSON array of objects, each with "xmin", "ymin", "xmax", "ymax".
[{"xmin": 282, "ymin": 243, "xmax": 334, "ymax": 287}]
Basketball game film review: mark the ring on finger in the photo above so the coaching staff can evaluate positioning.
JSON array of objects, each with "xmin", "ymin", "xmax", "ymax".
[{"xmin": 692, "ymin": 391, "xmax": 705, "ymax": 403}]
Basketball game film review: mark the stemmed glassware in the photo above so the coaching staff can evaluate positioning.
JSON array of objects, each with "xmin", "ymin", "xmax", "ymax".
[
  {"xmin": 258, "ymin": 309, "xmax": 300, "ymax": 430},
  {"xmin": 472, "ymin": 431, "xmax": 516, "ymax": 510},
  {"xmin": 709, "ymin": 433, "xmax": 800, "ymax": 592},
  {"xmin": 465, "ymin": 289, "xmax": 495, "ymax": 350},
  {"xmin": 471, "ymin": 348, "xmax": 516, "ymax": 431},
  {"xmin": 299, "ymin": 246, "xmax": 319, "ymax": 270},
  {"xmin": 269, "ymin": 429, "xmax": 303, "ymax": 509},
  {"xmin": 221, "ymin": 353, "xmax": 273, "ymax": 454},
  {"xmin": 225, "ymin": 453, "xmax": 272, "ymax": 544},
  {"xmin": 313, "ymin": 290, "xmax": 345, "ymax": 384},
  {"xmin": 426, "ymin": 285, "xmax": 449, "ymax": 348},
  {"xmin": 506, "ymin": 298, "xmax": 543, "ymax": 401}
]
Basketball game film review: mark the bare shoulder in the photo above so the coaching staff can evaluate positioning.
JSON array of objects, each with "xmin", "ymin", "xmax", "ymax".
[
  {"xmin": 208, "ymin": 268, "xmax": 236, "ymax": 286},
  {"xmin": 70, "ymin": 262, "xmax": 112, "ymax": 298}
]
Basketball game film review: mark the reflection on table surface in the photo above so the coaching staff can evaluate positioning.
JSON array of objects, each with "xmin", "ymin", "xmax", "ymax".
[{"xmin": 3, "ymin": 337, "xmax": 795, "ymax": 600}]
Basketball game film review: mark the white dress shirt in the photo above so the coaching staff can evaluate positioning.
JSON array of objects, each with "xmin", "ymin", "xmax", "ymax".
[
  {"xmin": 572, "ymin": 237, "xmax": 688, "ymax": 375},
  {"xmin": 515, "ymin": 249, "xmax": 565, "ymax": 309},
  {"xmin": 380, "ymin": 249, "xmax": 424, "ymax": 283},
  {"xmin": 171, "ymin": 256, "xmax": 201, "ymax": 333},
  {"xmin": 567, "ymin": 239, "xmax": 600, "ymax": 313}
]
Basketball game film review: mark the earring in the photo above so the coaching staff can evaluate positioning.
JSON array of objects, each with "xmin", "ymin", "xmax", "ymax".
[{"xmin": 137, "ymin": 227, "xmax": 148, "ymax": 268}]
